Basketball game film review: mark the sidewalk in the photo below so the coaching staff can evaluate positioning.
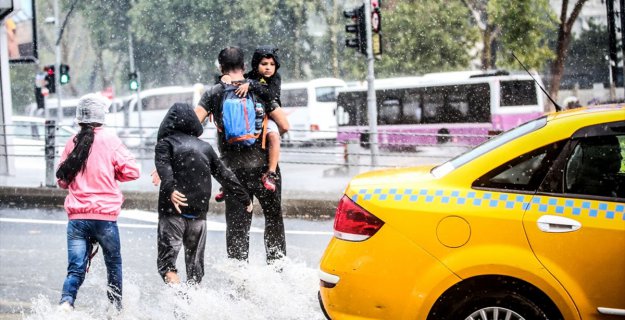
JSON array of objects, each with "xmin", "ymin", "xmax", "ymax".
[
  {"xmin": 0, "ymin": 160, "xmax": 355, "ymax": 219},
  {"xmin": 0, "ymin": 145, "xmax": 459, "ymax": 218}
]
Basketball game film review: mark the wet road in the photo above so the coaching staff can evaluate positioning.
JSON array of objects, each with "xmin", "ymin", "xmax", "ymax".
[{"xmin": 0, "ymin": 207, "xmax": 334, "ymax": 319}]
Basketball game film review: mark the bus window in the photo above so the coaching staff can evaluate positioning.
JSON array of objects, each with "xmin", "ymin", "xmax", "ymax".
[
  {"xmin": 500, "ymin": 80, "xmax": 537, "ymax": 107},
  {"xmin": 337, "ymin": 91, "xmax": 366, "ymax": 126},
  {"xmin": 402, "ymin": 91, "xmax": 422, "ymax": 124},
  {"xmin": 379, "ymin": 99, "xmax": 401, "ymax": 125},
  {"xmin": 316, "ymin": 87, "xmax": 338, "ymax": 102},
  {"xmin": 467, "ymin": 84, "xmax": 490, "ymax": 122},
  {"xmin": 282, "ymin": 88, "xmax": 308, "ymax": 108}
]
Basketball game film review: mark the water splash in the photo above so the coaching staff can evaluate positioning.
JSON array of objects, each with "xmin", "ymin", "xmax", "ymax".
[{"xmin": 24, "ymin": 257, "xmax": 324, "ymax": 320}]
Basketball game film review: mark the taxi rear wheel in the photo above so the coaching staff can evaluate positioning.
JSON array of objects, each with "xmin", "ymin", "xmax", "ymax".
[
  {"xmin": 435, "ymin": 289, "xmax": 549, "ymax": 320},
  {"xmin": 427, "ymin": 277, "xmax": 562, "ymax": 320}
]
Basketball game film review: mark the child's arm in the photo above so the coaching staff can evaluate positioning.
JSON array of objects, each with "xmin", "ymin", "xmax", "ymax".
[
  {"xmin": 56, "ymin": 141, "xmax": 72, "ymax": 189},
  {"xmin": 113, "ymin": 142, "xmax": 140, "ymax": 182},
  {"xmin": 207, "ymin": 146, "xmax": 252, "ymax": 208}
]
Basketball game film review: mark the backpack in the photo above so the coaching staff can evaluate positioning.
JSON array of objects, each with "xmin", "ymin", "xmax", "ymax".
[{"xmin": 219, "ymin": 86, "xmax": 267, "ymax": 147}]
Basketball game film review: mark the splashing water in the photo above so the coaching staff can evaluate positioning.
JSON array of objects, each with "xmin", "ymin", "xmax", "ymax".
[{"xmin": 24, "ymin": 257, "xmax": 324, "ymax": 320}]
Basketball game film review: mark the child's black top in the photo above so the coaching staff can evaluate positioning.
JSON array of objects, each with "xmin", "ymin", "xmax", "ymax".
[
  {"xmin": 244, "ymin": 45, "xmax": 282, "ymax": 107},
  {"xmin": 154, "ymin": 103, "xmax": 250, "ymax": 219}
]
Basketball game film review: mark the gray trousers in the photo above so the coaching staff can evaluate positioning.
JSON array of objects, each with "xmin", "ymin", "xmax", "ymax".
[{"xmin": 157, "ymin": 215, "xmax": 207, "ymax": 284}]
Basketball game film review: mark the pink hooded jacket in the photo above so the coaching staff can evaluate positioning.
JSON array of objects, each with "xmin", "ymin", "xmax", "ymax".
[{"xmin": 58, "ymin": 127, "xmax": 140, "ymax": 221}]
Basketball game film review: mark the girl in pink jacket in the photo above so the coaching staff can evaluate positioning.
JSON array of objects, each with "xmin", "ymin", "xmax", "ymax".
[{"xmin": 56, "ymin": 94, "xmax": 140, "ymax": 311}]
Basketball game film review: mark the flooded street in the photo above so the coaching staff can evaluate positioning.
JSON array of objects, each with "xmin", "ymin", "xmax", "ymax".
[{"xmin": 0, "ymin": 207, "xmax": 333, "ymax": 319}]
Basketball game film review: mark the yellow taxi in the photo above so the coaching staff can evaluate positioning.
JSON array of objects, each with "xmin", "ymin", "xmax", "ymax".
[{"xmin": 318, "ymin": 105, "xmax": 625, "ymax": 320}]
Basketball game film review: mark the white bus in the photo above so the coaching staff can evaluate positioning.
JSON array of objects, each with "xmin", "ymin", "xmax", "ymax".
[
  {"xmin": 105, "ymin": 84, "xmax": 206, "ymax": 146},
  {"xmin": 280, "ymin": 78, "xmax": 347, "ymax": 143}
]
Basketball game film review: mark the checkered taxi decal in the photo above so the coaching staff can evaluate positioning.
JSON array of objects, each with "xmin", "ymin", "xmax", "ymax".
[{"xmin": 349, "ymin": 188, "xmax": 625, "ymax": 221}]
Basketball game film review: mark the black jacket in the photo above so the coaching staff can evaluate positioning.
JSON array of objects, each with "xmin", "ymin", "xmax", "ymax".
[{"xmin": 155, "ymin": 103, "xmax": 250, "ymax": 219}]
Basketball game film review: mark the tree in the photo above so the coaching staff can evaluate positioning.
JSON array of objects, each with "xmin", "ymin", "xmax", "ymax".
[
  {"xmin": 461, "ymin": 0, "xmax": 555, "ymax": 71},
  {"xmin": 374, "ymin": 0, "xmax": 479, "ymax": 77},
  {"xmin": 548, "ymin": 0, "xmax": 589, "ymax": 111},
  {"xmin": 562, "ymin": 19, "xmax": 609, "ymax": 89}
]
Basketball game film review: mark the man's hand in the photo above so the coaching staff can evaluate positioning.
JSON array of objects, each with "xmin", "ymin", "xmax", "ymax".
[
  {"xmin": 246, "ymin": 201, "xmax": 253, "ymax": 213},
  {"xmin": 235, "ymin": 83, "xmax": 250, "ymax": 97},
  {"xmin": 170, "ymin": 190, "xmax": 188, "ymax": 214},
  {"xmin": 151, "ymin": 169, "xmax": 161, "ymax": 186}
]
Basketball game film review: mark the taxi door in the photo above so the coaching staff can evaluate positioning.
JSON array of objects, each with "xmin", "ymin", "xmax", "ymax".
[{"xmin": 523, "ymin": 126, "xmax": 625, "ymax": 318}]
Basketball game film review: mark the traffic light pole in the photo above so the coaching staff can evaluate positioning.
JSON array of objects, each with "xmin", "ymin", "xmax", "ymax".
[
  {"xmin": 363, "ymin": 0, "xmax": 379, "ymax": 167},
  {"xmin": 128, "ymin": 26, "xmax": 144, "ymax": 159},
  {"xmin": 0, "ymin": 19, "xmax": 14, "ymax": 176},
  {"xmin": 54, "ymin": 0, "xmax": 63, "ymax": 126}
]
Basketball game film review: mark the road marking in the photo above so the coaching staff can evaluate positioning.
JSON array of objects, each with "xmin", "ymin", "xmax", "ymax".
[{"xmin": 0, "ymin": 217, "xmax": 333, "ymax": 236}]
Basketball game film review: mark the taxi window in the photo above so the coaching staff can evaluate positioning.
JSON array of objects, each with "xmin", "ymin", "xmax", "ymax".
[
  {"xmin": 473, "ymin": 142, "xmax": 563, "ymax": 191},
  {"xmin": 564, "ymin": 134, "xmax": 624, "ymax": 198}
]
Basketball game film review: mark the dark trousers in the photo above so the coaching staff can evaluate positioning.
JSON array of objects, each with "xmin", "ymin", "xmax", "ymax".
[
  {"xmin": 225, "ymin": 166, "xmax": 286, "ymax": 262},
  {"xmin": 157, "ymin": 215, "xmax": 207, "ymax": 284}
]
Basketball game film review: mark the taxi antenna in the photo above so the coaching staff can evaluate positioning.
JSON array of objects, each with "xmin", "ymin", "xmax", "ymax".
[{"xmin": 511, "ymin": 52, "xmax": 562, "ymax": 111}]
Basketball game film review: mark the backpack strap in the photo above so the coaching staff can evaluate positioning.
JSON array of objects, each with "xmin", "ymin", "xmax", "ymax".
[{"xmin": 261, "ymin": 115, "xmax": 268, "ymax": 149}]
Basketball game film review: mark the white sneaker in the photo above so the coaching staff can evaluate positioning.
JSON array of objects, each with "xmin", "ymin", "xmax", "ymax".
[{"xmin": 58, "ymin": 301, "xmax": 73, "ymax": 312}]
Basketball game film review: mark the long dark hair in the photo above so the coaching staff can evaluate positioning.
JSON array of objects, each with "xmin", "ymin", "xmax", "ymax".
[{"xmin": 56, "ymin": 123, "xmax": 101, "ymax": 184}]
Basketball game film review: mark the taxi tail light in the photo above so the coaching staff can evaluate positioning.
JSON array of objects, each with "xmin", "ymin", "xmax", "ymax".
[
  {"xmin": 333, "ymin": 195, "xmax": 384, "ymax": 241},
  {"xmin": 310, "ymin": 124, "xmax": 320, "ymax": 131}
]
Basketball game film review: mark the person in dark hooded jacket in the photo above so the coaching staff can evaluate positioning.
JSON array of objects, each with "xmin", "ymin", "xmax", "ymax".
[
  {"xmin": 221, "ymin": 45, "xmax": 289, "ymax": 192},
  {"xmin": 154, "ymin": 102, "xmax": 252, "ymax": 285}
]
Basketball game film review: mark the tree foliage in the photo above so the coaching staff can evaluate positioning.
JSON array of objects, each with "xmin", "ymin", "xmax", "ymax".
[
  {"xmin": 462, "ymin": 0, "xmax": 556, "ymax": 70},
  {"xmin": 374, "ymin": 1, "xmax": 479, "ymax": 77},
  {"xmin": 12, "ymin": 0, "xmax": 593, "ymax": 108},
  {"xmin": 489, "ymin": 0, "xmax": 556, "ymax": 70}
]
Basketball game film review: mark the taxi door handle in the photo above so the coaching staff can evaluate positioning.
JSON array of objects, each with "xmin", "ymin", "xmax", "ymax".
[{"xmin": 537, "ymin": 215, "xmax": 581, "ymax": 233}]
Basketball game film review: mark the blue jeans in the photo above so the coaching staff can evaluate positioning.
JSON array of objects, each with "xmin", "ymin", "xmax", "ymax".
[{"xmin": 59, "ymin": 220, "xmax": 122, "ymax": 309}]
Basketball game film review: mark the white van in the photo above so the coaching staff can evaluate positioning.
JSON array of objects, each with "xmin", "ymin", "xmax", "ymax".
[
  {"xmin": 27, "ymin": 97, "xmax": 81, "ymax": 126},
  {"xmin": 280, "ymin": 78, "xmax": 346, "ymax": 143}
]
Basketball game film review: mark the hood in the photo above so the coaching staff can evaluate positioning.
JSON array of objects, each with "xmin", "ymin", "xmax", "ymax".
[
  {"xmin": 250, "ymin": 45, "xmax": 281, "ymax": 76},
  {"xmin": 157, "ymin": 103, "xmax": 203, "ymax": 140}
]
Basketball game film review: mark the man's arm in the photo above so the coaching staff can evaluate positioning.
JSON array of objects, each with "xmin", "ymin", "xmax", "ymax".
[{"xmin": 195, "ymin": 106, "xmax": 209, "ymax": 124}]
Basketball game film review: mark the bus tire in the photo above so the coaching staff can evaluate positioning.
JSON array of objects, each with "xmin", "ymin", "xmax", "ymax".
[
  {"xmin": 359, "ymin": 132, "xmax": 370, "ymax": 149},
  {"xmin": 437, "ymin": 128, "xmax": 451, "ymax": 144}
]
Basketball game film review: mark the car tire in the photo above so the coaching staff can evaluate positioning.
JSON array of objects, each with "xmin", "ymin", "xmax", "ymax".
[
  {"xmin": 359, "ymin": 131, "xmax": 370, "ymax": 149},
  {"xmin": 436, "ymin": 128, "xmax": 451, "ymax": 144},
  {"xmin": 433, "ymin": 288, "xmax": 550, "ymax": 320}
]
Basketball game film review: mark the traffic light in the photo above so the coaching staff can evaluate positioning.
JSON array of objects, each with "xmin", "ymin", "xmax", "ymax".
[
  {"xmin": 371, "ymin": 2, "xmax": 382, "ymax": 56},
  {"xmin": 59, "ymin": 64, "xmax": 70, "ymax": 85},
  {"xmin": 344, "ymin": 5, "xmax": 366, "ymax": 55},
  {"xmin": 43, "ymin": 65, "xmax": 56, "ymax": 94},
  {"xmin": 128, "ymin": 72, "xmax": 139, "ymax": 91}
]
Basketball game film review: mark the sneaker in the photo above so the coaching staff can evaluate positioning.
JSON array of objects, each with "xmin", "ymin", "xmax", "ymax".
[
  {"xmin": 215, "ymin": 191, "xmax": 225, "ymax": 202},
  {"xmin": 58, "ymin": 301, "xmax": 74, "ymax": 312},
  {"xmin": 261, "ymin": 171, "xmax": 278, "ymax": 192}
]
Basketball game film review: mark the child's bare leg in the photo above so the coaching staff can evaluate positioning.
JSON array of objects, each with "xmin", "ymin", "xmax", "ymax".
[{"xmin": 267, "ymin": 132, "xmax": 280, "ymax": 173}]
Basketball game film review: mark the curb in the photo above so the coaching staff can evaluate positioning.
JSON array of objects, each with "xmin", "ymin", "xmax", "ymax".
[{"xmin": 0, "ymin": 186, "xmax": 338, "ymax": 220}]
